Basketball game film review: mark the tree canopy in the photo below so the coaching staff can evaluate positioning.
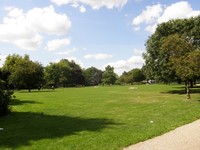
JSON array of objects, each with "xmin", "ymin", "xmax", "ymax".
[
  {"xmin": 143, "ymin": 16, "xmax": 200, "ymax": 82},
  {"xmin": 84, "ymin": 67, "xmax": 102, "ymax": 86},
  {"xmin": 2, "ymin": 54, "xmax": 44, "ymax": 91},
  {"xmin": 143, "ymin": 16, "xmax": 200, "ymax": 98},
  {"xmin": 101, "ymin": 65, "xmax": 118, "ymax": 85}
]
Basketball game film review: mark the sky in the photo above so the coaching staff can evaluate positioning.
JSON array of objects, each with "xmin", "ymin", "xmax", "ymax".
[{"xmin": 0, "ymin": 0, "xmax": 200, "ymax": 75}]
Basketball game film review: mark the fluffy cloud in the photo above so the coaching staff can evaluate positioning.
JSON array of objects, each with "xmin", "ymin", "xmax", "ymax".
[
  {"xmin": 132, "ymin": 1, "xmax": 200, "ymax": 33},
  {"xmin": 46, "ymin": 38, "xmax": 71, "ymax": 51},
  {"xmin": 0, "ymin": 5, "xmax": 71, "ymax": 50},
  {"xmin": 55, "ymin": 48, "xmax": 77, "ymax": 55},
  {"xmin": 106, "ymin": 55, "xmax": 144, "ymax": 75},
  {"xmin": 51, "ymin": 0, "xmax": 127, "ymax": 9},
  {"xmin": 132, "ymin": 4, "xmax": 163, "ymax": 26},
  {"xmin": 84, "ymin": 53, "xmax": 112, "ymax": 60},
  {"xmin": 79, "ymin": 5, "xmax": 87, "ymax": 13}
]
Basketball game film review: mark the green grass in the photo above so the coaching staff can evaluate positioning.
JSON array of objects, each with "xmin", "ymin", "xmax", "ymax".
[{"xmin": 0, "ymin": 84, "xmax": 200, "ymax": 150}]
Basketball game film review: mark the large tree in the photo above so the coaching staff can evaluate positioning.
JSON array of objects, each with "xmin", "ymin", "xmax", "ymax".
[
  {"xmin": 117, "ymin": 69, "xmax": 145, "ymax": 85},
  {"xmin": 129, "ymin": 68, "xmax": 145, "ymax": 83},
  {"xmin": 84, "ymin": 67, "xmax": 102, "ymax": 86},
  {"xmin": 68, "ymin": 60, "xmax": 84, "ymax": 86},
  {"xmin": 143, "ymin": 16, "xmax": 200, "ymax": 83},
  {"xmin": 45, "ymin": 60, "xmax": 71, "ymax": 87},
  {"xmin": 44, "ymin": 59, "xmax": 84, "ymax": 87},
  {"xmin": 161, "ymin": 34, "xmax": 200, "ymax": 98},
  {"xmin": 3, "ymin": 54, "xmax": 44, "ymax": 92},
  {"xmin": 0, "ymin": 64, "xmax": 13, "ymax": 116},
  {"xmin": 101, "ymin": 65, "xmax": 117, "ymax": 85}
]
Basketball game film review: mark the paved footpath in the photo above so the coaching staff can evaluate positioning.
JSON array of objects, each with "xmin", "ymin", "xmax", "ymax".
[{"xmin": 124, "ymin": 119, "xmax": 200, "ymax": 150}]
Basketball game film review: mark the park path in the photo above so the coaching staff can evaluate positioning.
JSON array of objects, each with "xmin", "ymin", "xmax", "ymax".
[{"xmin": 124, "ymin": 119, "xmax": 200, "ymax": 150}]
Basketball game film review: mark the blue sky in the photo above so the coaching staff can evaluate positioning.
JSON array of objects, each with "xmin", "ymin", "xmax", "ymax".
[{"xmin": 0, "ymin": 0, "xmax": 200, "ymax": 74}]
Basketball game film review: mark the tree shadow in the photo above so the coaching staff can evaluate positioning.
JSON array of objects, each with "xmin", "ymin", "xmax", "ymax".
[
  {"xmin": 10, "ymin": 99, "xmax": 42, "ymax": 105},
  {"xmin": 18, "ymin": 90, "xmax": 55, "ymax": 93},
  {"xmin": 161, "ymin": 86, "xmax": 200, "ymax": 95},
  {"xmin": 0, "ymin": 112, "xmax": 118, "ymax": 149}
]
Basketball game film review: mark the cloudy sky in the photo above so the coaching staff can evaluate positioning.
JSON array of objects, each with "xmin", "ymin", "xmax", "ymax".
[{"xmin": 0, "ymin": 0, "xmax": 200, "ymax": 74}]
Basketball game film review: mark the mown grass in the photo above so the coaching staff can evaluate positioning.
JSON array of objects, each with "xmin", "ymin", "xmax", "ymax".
[{"xmin": 0, "ymin": 84, "xmax": 200, "ymax": 150}]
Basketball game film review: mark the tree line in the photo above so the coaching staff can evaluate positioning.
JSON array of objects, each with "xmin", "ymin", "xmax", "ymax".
[
  {"xmin": 0, "ymin": 54, "xmax": 145, "ymax": 91},
  {"xmin": 0, "ymin": 55, "xmax": 145, "ymax": 116}
]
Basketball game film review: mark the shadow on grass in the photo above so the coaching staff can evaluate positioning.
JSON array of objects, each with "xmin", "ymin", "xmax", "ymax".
[
  {"xmin": 18, "ymin": 90, "xmax": 55, "ymax": 93},
  {"xmin": 0, "ymin": 112, "xmax": 118, "ymax": 149},
  {"xmin": 162, "ymin": 86, "xmax": 200, "ymax": 95},
  {"xmin": 10, "ymin": 99, "xmax": 42, "ymax": 105}
]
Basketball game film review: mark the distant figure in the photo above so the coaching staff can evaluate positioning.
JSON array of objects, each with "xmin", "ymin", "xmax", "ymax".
[{"xmin": 51, "ymin": 85, "xmax": 55, "ymax": 90}]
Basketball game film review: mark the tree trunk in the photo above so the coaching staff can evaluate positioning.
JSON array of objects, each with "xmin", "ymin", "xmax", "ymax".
[
  {"xmin": 186, "ymin": 80, "xmax": 191, "ymax": 99},
  {"xmin": 190, "ymin": 79, "xmax": 193, "ymax": 88}
]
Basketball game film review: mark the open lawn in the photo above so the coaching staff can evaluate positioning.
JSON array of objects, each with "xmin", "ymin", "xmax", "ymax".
[{"xmin": 0, "ymin": 84, "xmax": 200, "ymax": 150}]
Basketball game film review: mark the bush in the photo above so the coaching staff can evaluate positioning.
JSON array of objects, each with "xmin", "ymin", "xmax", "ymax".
[{"xmin": 0, "ymin": 80, "xmax": 13, "ymax": 116}]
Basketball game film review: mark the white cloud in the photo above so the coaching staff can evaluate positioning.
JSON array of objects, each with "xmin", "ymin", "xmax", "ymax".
[
  {"xmin": 26, "ymin": 5, "xmax": 71, "ymax": 35},
  {"xmin": 84, "ymin": 53, "xmax": 112, "ymax": 60},
  {"xmin": 51, "ymin": 0, "xmax": 128, "ymax": 9},
  {"xmin": 158, "ymin": 1, "xmax": 193, "ymax": 24},
  {"xmin": 79, "ymin": 5, "xmax": 86, "ymax": 13},
  {"xmin": 0, "ymin": 5, "xmax": 71, "ymax": 50},
  {"xmin": 132, "ymin": 4, "xmax": 163, "ymax": 26},
  {"xmin": 106, "ymin": 56, "xmax": 144, "ymax": 75},
  {"xmin": 51, "ymin": 0, "xmax": 73, "ymax": 6},
  {"xmin": 55, "ymin": 48, "xmax": 77, "ymax": 55},
  {"xmin": 132, "ymin": 1, "xmax": 200, "ymax": 33},
  {"xmin": 46, "ymin": 38, "xmax": 71, "ymax": 51}
]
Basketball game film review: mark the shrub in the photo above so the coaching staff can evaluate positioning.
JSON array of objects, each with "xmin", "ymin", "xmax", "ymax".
[{"xmin": 0, "ymin": 80, "xmax": 13, "ymax": 116}]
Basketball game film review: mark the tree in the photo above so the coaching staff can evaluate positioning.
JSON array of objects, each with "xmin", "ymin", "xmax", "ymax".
[
  {"xmin": 68, "ymin": 60, "xmax": 85, "ymax": 86},
  {"xmin": 117, "ymin": 71, "xmax": 131, "ymax": 85},
  {"xmin": 0, "ymin": 79, "xmax": 13, "ymax": 116},
  {"xmin": 0, "ymin": 64, "xmax": 13, "ymax": 116},
  {"xmin": 84, "ymin": 67, "xmax": 102, "ymax": 86},
  {"xmin": 129, "ymin": 68, "xmax": 145, "ymax": 83},
  {"xmin": 143, "ymin": 16, "xmax": 200, "ymax": 83},
  {"xmin": 44, "ymin": 59, "xmax": 84, "ymax": 87},
  {"xmin": 45, "ymin": 60, "xmax": 71, "ymax": 87},
  {"xmin": 117, "ymin": 69, "xmax": 145, "ymax": 85},
  {"xmin": 101, "ymin": 65, "xmax": 117, "ymax": 85},
  {"xmin": 3, "ymin": 54, "xmax": 44, "ymax": 92},
  {"xmin": 172, "ymin": 51, "xmax": 200, "ymax": 99}
]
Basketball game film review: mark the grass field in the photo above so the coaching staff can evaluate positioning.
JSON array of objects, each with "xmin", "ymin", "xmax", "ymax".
[{"xmin": 0, "ymin": 84, "xmax": 200, "ymax": 150}]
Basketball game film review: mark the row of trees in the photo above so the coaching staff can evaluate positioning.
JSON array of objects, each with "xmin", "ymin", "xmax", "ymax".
[
  {"xmin": 0, "ymin": 54, "xmax": 145, "ymax": 92},
  {"xmin": 143, "ymin": 15, "xmax": 200, "ymax": 98},
  {"xmin": 0, "ymin": 55, "xmax": 145, "ymax": 116}
]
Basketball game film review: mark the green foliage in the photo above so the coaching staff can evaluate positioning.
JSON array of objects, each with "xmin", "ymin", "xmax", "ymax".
[
  {"xmin": 2, "ymin": 54, "xmax": 44, "ymax": 91},
  {"xmin": 45, "ymin": 59, "xmax": 84, "ymax": 87},
  {"xmin": 161, "ymin": 34, "xmax": 200, "ymax": 81},
  {"xmin": 101, "ymin": 65, "xmax": 117, "ymax": 85},
  {"xmin": 84, "ymin": 67, "xmax": 102, "ymax": 86},
  {"xmin": 143, "ymin": 16, "xmax": 200, "ymax": 83},
  {"xmin": 1, "ymin": 85, "xmax": 200, "ymax": 149},
  {"xmin": 45, "ymin": 60, "xmax": 71, "ymax": 87},
  {"xmin": 118, "ymin": 69, "xmax": 145, "ymax": 84},
  {"xmin": 0, "ymin": 80, "xmax": 13, "ymax": 116}
]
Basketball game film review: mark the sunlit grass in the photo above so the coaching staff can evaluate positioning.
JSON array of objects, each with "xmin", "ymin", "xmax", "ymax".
[{"xmin": 0, "ymin": 84, "xmax": 200, "ymax": 150}]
